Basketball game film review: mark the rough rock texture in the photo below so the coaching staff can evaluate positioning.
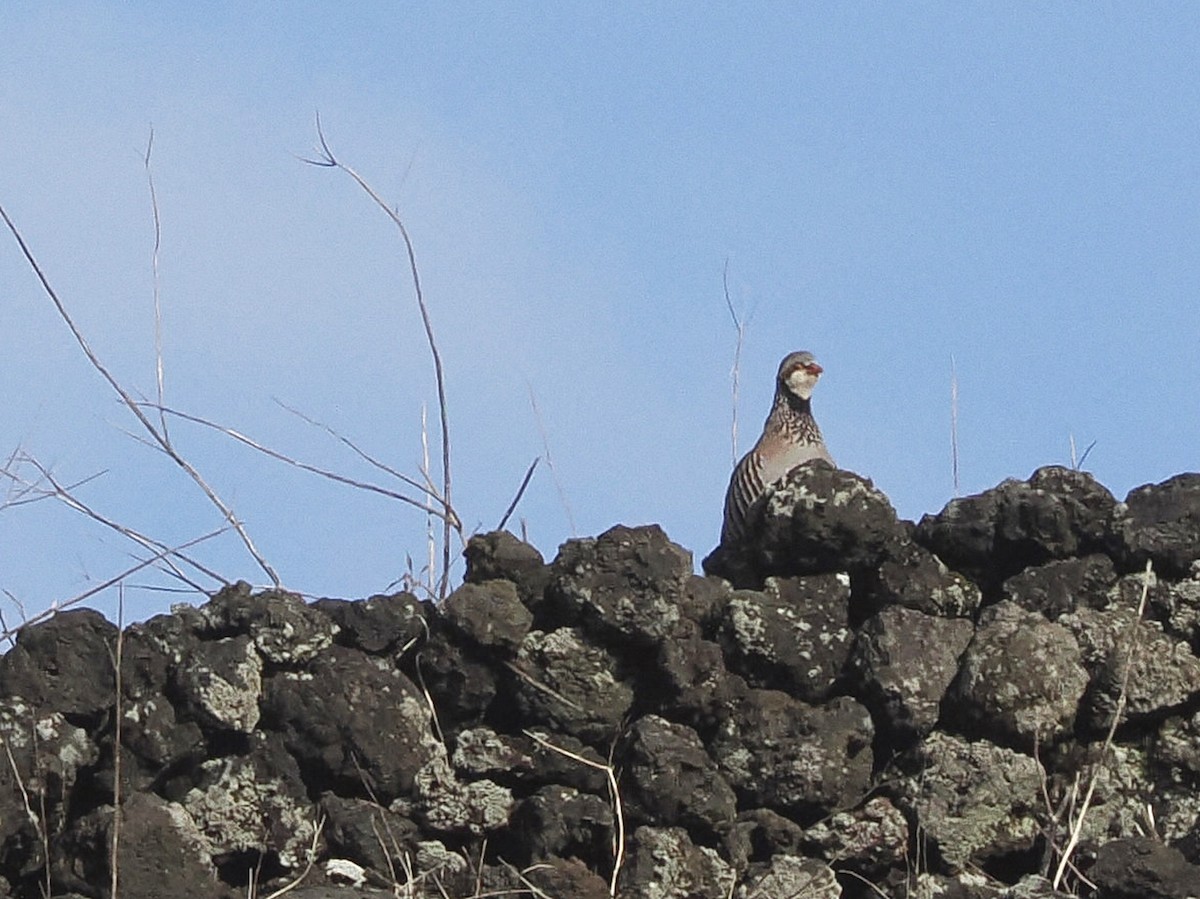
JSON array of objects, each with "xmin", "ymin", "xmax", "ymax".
[{"xmin": 2, "ymin": 465, "xmax": 1200, "ymax": 896}]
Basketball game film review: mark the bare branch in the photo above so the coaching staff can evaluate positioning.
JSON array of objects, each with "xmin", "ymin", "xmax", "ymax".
[
  {"xmin": 144, "ymin": 403, "xmax": 460, "ymax": 527},
  {"xmin": 273, "ymin": 398, "xmax": 449, "ymax": 506},
  {"xmin": 307, "ymin": 113, "xmax": 455, "ymax": 598},
  {"xmin": 0, "ymin": 203, "xmax": 278, "ymax": 585},
  {"xmin": 723, "ymin": 258, "xmax": 745, "ymax": 466},
  {"xmin": 527, "ymin": 382, "xmax": 576, "ymax": 536},
  {"xmin": 0, "ymin": 527, "xmax": 227, "ymax": 641},
  {"xmin": 14, "ymin": 452, "xmax": 223, "ymax": 593},
  {"xmin": 1052, "ymin": 559, "xmax": 1154, "ymax": 889},
  {"xmin": 950, "ymin": 354, "xmax": 960, "ymax": 496},
  {"xmin": 498, "ymin": 457, "xmax": 540, "ymax": 532},
  {"xmin": 143, "ymin": 127, "xmax": 169, "ymax": 444}
]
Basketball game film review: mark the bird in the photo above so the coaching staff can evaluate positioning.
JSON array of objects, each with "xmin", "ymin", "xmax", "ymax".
[{"xmin": 721, "ymin": 350, "xmax": 834, "ymax": 544}]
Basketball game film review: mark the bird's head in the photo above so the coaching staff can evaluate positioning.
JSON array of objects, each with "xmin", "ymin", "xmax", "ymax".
[{"xmin": 777, "ymin": 350, "xmax": 823, "ymax": 401}]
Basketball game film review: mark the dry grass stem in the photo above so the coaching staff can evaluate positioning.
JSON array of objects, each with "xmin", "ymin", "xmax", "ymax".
[
  {"xmin": 144, "ymin": 404, "xmax": 460, "ymax": 527},
  {"xmin": 143, "ymin": 128, "xmax": 169, "ymax": 443},
  {"xmin": 722, "ymin": 258, "xmax": 753, "ymax": 466},
  {"xmin": 9, "ymin": 451, "xmax": 221, "ymax": 594},
  {"xmin": 305, "ymin": 115, "xmax": 454, "ymax": 599},
  {"xmin": 273, "ymin": 398, "xmax": 446, "ymax": 506},
  {"xmin": 421, "ymin": 403, "xmax": 438, "ymax": 596},
  {"xmin": 522, "ymin": 730, "xmax": 625, "ymax": 896},
  {"xmin": 0, "ymin": 203, "xmax": 278, "ymax": 586},
  {"xmin": 950, "ymin": 354, "xmax": 960, "ymax": 496},
  {"xmin": 259, "ymin": 814, "xmax": 325, "ymax": 899},
  {"xmin": 1051, "ymin": 558, "xmax": 1154, "ymax": 889},
  {"xmin": 502, "ymin": 662, "xmax": 584, "ymax": 713},
  {"xmin": 497, "ymin": 457, "xmax": 539, "ymax": 532},
  {"xmin": 0, "ymin": 528, "xmax": 227, "ymax": 642},
  {"xmin": 110, "ymin": 587, "xmax": 125, "ymax": 899},
  {"xmin": 526, "ymin": 383, "xmax": 576, "ymax": 536}
]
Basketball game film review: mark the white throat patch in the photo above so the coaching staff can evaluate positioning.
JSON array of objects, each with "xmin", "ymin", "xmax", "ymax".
[{"xmin": 785, "ymin": 367, "xmax": 817, "ymax": 399}]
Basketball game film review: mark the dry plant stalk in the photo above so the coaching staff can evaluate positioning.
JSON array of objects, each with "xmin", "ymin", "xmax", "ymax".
[
  {"xmin": 527, "ymin": 382, "xmax": 575, "ymax": 536},
  {"xmin": 258, "ymin": 814, "xmax": 325, "ymax": 899},
  {"xmin": 109, "ymin": 586, "xmax": 126, "ymax": 899},
  {"xmin": 523, "ymin": 730, "xmax": 625, "ymax": 897},
  {"xmin": 0, "ymin": 202, "xmax": 278, "ymax": 586},
  {"xmin": 143, "ymin": 405, "xmax": 458, "ymax": 527},
  {"xmin": 0, "ymin": 529, "xmax": 226, "ymax": 643},
  {"xmin": 1051, "ymin": 558, "xmax": 1154, "ymax": 890},
  {"xmin": 950, "ymin": 355, "xmax": 960, "ymax": 496},
  {"xmin": 722, "ymin": 258, "xmax": 752, "ymax": 467},
  {"xmin": 7, "ymin": 451, "xmax": 222, "ymax": 594},
  {"xmin": 304, "ymin": 115, "xmax": 456, "ymax": 599}
]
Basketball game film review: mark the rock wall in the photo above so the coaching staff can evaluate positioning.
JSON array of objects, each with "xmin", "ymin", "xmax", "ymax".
[{"xmin": 3, "ymin": 463, "xmax": 1200, "ymax": 898}]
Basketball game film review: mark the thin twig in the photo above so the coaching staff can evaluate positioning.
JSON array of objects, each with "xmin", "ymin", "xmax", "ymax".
[
  {"xmin": 950, "ymin": 355, "xmax": 960, "ymax": 496},
  {"xmin": 143, "ymin": 404, "xmax": 459, "ymax": 526},
  {"xmin": 110, "ymin": 586, "xmax": 125, "ymax": 899},
  {"xmin": 0, "ymin": 528, "xmax": 227, "ymax": 641},
  {"xmin": 273, "ymin": 398, "xmax": 452, "ymax": 507},
  {"xmin": 503, "ymin": 661, "xmax": 584, "ymax": 712},
  {"xmin": 497, "ymin": 458, "xmax": 539, "ymax": 532},
  {"xmin": 143, "ymin": 127, "xmax": 169, "ymax": 444},
  {"xmin": 421, "ymin": 403, "xmax": 436, "ymax": 597},
  {"xmin": 722, "ymin": 258, "xmax": 750, "ymax": 466},
  {"xmin": 523, "ymin": 730, "xmax": 625, "ymax": 896},
  {"xmin": 0, "ymin": 203, "xmax": 277, "ymax": 585},
  {"xmin": 305, "ymin": 114, "xmax": 454, "ymax": 599},
  {"xmin": 1052, "ymin": 559, "xmax": 1154, "ymax": 889},
  {"xmin": 526, "ymin": 382, "xmax": 575, "ymax": 536},
  {"xmin": 13, "ymin": 452, "xmax": 221, "ymax": 593}
]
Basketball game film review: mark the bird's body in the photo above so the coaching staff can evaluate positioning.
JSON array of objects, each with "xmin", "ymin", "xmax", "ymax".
[{"xmin": 721, "ymin": 351, "xmax": 833, "ymax": 544}]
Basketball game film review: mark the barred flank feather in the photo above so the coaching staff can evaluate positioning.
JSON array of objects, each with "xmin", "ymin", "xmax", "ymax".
[
  {"xmin": 722, "ymin": 448, "xmax": 766, "ymax": 543},
  {"xmin": 719, "ymin": 350, "xmax": 833, "ymax": 546}
]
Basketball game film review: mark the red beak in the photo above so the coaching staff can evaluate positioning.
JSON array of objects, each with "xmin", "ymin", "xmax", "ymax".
[{"xmin": 807, "ymin": 362, "xmax": 823, "ymax": 375}]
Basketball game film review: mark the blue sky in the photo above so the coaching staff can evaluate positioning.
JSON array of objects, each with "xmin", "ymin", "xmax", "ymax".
[{"xmin": 3, "ymin": 5, "xmax": 1199, "ymax": 623}]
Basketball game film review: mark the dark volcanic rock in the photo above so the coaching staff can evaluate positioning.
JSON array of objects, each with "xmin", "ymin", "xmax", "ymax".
[
  {"xmin": 652, "ymin": 622, "xmax": 745, "ymax": 731},
  {"xmin": 1062, "ymin": 601, "xmax": 1200, "ymax": 731},
  {"xmin": 198, "ymin": 582, "xmax": 335, "ymax": 665},
  {"xmin": 709, "ymin": 689, "xmax": 874, "ymax": 818},
  {"xmin": 463, "ymin": 530, "xmax": 550, "ymax": 608},
  {"xmin": 523, "ymin": 855, "xmax": 610, "ymax": 899},
  {"xmin": 175, "ymin": 634, "xmax": 262, "ymax": 734},
  {"xmin": 1112, "ymin": 473, "xmax": 1200, "ymax": 578},
  {"xmin": 0, "ymin": 609, "xmax": 117, "ymax": 721},
  {"xmin": 181, "ymin": 732, "xmax": 316, "ymax": 872},
  {"xmin": 622, "ymin": 715, "xmax": 736, "ymax": 836},
  {"xmin": 719, "ymin": 574, "xmax": 854, "ymax": 703},
  {"xmin": 622, "ymin": 826, "xmax": 735, "ymax": 899},
  {"xmin": 438, "ymin": 579, "xmax": 532, "ymax": 655},
  {"xmin": 901, "ymin": 732, "xmax": 1043, "ymax": 872},
  {"xmin": 1001, "ymin": 553, "xmax": 1118, "ymax": 619},
  {"xmin": 262, "ymin": 645, "xmax": 439, "ymax": 801},
  {"xmin": 705, "ymin": 462, "xmax": 906, "ymax": 587},
  {"xmin": 799, "ymin": 795, "xmax": 909, "ymax": 875},
  {"xmin": 946, "ymin": 600, "xmax": 1089, "ymax": 748},
  {"xmin": 320, "ymin": 793, "xmax": 419, "ymax": 880},
  {"xmin": 849, "ymin": 604, "xmax": 975, "ymax": 742},
  {"xmin": 503, "ymin": 784, "xmax": 612, "ymax": 866},
  {"xmin": 915, "ymin": 466, "xmax": 1118, "ymax": 592},
  {"xmin": 510, "ymin": 626, "xmax": 633, "ymax": 745},
  {"xmin": 1090, "ymin": 836, "xmax": 1200, "ymax": 898},
  {"xmin": 550, "ymin": 524, "xmax": 695, "ymax": 646},
  {"xmin": 734, "ymin": 855, "xmax": 840, "ymax": 899},
  {"xmin": 857, "ymin": 540, "xmax": 982, "ymax": 619},
  {"xmin": 113, "ymin": 792, "xmax": 234, "ymax": 899},
  {"xmin": 5, "ymin": 464, "xmax": 1200, "ymax": 897},
  {"xmin": 312, "ymin": 591, "xmax": 425, "ymax": 654}
]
